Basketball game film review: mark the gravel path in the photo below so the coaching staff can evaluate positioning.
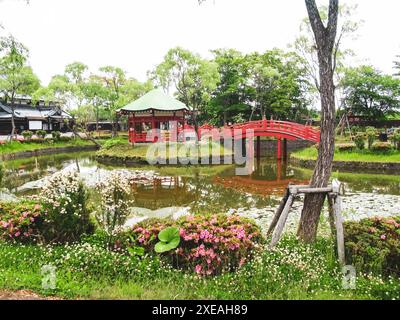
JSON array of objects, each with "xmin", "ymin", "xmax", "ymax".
[{"xmin": 0, "ymin": 289, "xmax": 61, "ymax": 300}]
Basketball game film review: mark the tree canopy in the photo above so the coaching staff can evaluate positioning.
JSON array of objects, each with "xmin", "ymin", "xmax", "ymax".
[{"xmin": 342, "ymin": 65, "xmax": 400, "ymax": 120}]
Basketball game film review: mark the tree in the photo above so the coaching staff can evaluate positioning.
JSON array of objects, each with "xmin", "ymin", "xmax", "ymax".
[
  {"xmin": 297, "ymin": 0, "xmax": 339, "ymax": 243},
  {"xmin": 394, "ymin": 56, "xmax": 400, "ymax": 77},
  {"xmin": 81, "ymin": 75, "xmax": 107, "ymax": 135},
  {"xmin": 151, "ymin": 47, "xmax": 220, "ymax": 130},
  {"xmin": 98, "ymin": 66, "xmax": 126, "ymax": 137},
  {"xmin": 208, "ymin": 49, "xmax": 251, "ymax": 125},
  {"xmin": 341, "ymin": 65, "xmax": 400, "ymax": 120},
  {"xmin": 248, "ymin": 53, "xmax": 281, "ymax": 120},
  {"xmin": 0, "ymin": 36, "xmax": 40, "ymax": 139}
]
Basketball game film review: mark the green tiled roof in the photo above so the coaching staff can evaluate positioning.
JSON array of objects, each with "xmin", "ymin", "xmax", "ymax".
[{"xmin": 119, "ymin": 88, "xmax": 189, "ymax": 112}]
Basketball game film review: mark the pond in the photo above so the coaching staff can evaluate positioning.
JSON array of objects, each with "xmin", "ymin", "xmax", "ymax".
[{"xmin": 1, "ymin": 151, "xmax": 400, "ymax": 231}]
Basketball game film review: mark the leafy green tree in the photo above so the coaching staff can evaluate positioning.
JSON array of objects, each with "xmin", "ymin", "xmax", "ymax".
[
  {"xmin": 97, "ymin": 66, "xmax": 126, "ymax": 136},
  {"xmin": 208, "ymin": 49, "xmax": 251, "ymax": 125},
  {"xmin": 81, "ymin": 75, "xmax": 107, "ymax": 135},
  {"xmin": 247, "ymin": 50, "xmax": 310, "ymax": 122},
  {"xmin": 395, "ymin": 55, "xmax": 400, "ymax": 77},
  {"xmin": 342, "ymin": 66, "xmax": 400, "ymax": 120},
  {"xmin": 0, "ymin": 36, "xmax": 40, "ymax": 139},
  {"xmin": 151, "ymin": 47, "xmax": 220, "ymax": 129}
]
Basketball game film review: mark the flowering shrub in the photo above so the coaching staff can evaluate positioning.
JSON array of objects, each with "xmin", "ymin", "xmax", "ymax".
[
  {"xmin": 94, "ymin": 171, "xmax": 134, "ymax": 243},
  {"xmin": 124, "ymin": 214, "xmax": 264, "ymax": 276},
  {"xmin": 344, "ymin": 216, "xmax": 400, "ymax": 276},
  {"xmin": 39, "ymin": 170, "xmax": 94, "ymax": 243},
  {"xmin": 0, "ymin": 201, "xmax": 44, "ymax": 243}
]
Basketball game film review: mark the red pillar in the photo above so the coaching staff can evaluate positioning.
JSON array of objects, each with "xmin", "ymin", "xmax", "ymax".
[{"xmin": 277, "ymin": 138, "xmax": 282, "ymax": 160}]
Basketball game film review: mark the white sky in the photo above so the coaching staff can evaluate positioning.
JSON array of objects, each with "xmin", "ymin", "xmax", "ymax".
[{"xmin": 1, "ymin": 0, "xmax": 399, "ymax": 86}]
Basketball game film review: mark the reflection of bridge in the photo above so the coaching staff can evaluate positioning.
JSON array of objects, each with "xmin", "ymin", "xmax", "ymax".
[
  {"xmin": 130, "ymin": 119, "xmax": 320, "ymax": 160},
  {"xmin": 213, "ymin": 160, "xmax": 309, "ymax": 196}
]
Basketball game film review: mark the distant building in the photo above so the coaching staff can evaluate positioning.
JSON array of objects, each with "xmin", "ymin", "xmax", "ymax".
[{"xmin": 0, "ymin": 97, "xmax": 72, "ymax": 135}]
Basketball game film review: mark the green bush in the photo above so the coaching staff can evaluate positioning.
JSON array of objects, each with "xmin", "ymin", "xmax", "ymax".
[
  {"xmin": 39, "ymin": 170, "xmax": 94, "ymax": 243},
  {"xmin": 337, "ymin": 143, "xmax": 356, "ymax": 152},
  {"xmin": 390, "ymin": 129, "xmax": 400, "ymax": 150},
  {"xmin": 124, "ymin": 214, "xmax": 264, "ymax": 276},
  {"xmin": 0, "ymin": 201, "xmax": 45, "ymax": 243},
  {"xmin": 371, "ymin": 142, "xmax": 393, "ymax": 153},
  {"xmin": 354, "ymin": 134, "xmax": 365, "ymax": 150},
  {"xmin": 36, "ymin": 130, "xmax": 47, "ymax": 139},
  {"xmin": 344, "ymin": 216, "xmax": 400, "ymax": 276},
  {"xmin": 366, "ymin": 127, "xmax": 378, "ymax": 149},
  {"xmin": 102, "ymin": 138, "xmax": 126, "ymax": 150},
  {"xmin": 0, "ymin": 162, "xmax": 3, "ymax": 186},
  {"xmin": 21, "ymin": 130, "xmax": 33, "ymax": 141},
  {"xmin": 51, "ymin": 131, "xmax": 61, "ymax": 141},
  {"xmin": 59, "ymin": 136, "xmax": 72, "ymax": 142}
]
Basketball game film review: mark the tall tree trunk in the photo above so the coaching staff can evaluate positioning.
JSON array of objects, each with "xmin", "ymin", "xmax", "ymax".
[
  {"xmin": 10, "ymin": 95, "xmax": 16, "ymax": 142},
  {"xmin": 96, "ymin": 106, "xmax": 100, "ymax": 137},
  {"xmin": 297, "ymin": 0, "xmax": 339, "ymax": 243}
]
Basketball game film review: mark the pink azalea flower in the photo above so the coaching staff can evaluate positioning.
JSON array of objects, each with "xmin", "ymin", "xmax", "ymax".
[
  {"xmin": 380, "ymin": 235, "xmax": 387, "ymax": 241},
  {"xmin": 195, "ymin": 264, "xmax": 202, "ymax": 274}
]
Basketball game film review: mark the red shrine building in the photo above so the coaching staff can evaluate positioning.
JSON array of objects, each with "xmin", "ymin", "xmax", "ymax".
[{"xmin": 118, "ymin": 89, "xmax": 191, "ymax": 143}]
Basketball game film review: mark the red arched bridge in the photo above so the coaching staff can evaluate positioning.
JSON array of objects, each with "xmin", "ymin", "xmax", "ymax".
[{"xmin": 129, "ymin": 119, "xmax": 320, "ymax": 160}]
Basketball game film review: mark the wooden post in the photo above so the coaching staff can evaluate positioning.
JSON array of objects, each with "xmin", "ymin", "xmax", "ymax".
[
  {"xmin": 333, "ymin": 194, "xmax": 346, "ymax": 265},
  {"xmin": 267, "ymin": 187, "xmax": 290, "ymax": 236},
  {"xmin": 269, "ymin": 194, "xmax": 295, "ymax": 248},
  {"xmin": 256, "ymin": 136, "xmax": 261, "ymax": 159}
]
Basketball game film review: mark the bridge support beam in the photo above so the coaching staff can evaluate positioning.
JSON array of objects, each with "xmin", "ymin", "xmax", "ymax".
[
  {"xmin": 256, "ymin": 136, "xmax": 261, "ymax": 159},
  {"xmin": 277, "ymin": 138, "xmax": 282, "ymax": 160},
  {"xmin": 283, "ymin": 138, "xmax": 287, "ymax": 160}
]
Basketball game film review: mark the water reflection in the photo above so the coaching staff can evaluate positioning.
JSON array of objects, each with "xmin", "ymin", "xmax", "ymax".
[{"xmin": 1, "ymin": 152, "xmax": 400, "ymax": 217}]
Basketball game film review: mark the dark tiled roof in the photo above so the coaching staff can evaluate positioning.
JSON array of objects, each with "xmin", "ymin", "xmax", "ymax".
[{"xmin": 0, "ymin": 101, "xmax": 71, "ymax": 119}]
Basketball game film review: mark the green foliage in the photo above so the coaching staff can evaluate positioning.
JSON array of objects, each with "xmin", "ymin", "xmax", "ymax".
[
  {"xmin": 390, "ymin": 129, "xmax": 400, "ymax": 150},
  {"xmin": 371, "ymin": 142, "xmax": 393, "ymax": 153},
  {"xmin": 0, "ymin": 201, "xmax": 44, "ymax": 243},
  {"xmin": 150, "ymin": 47, "xmax": 220, "ymax": 118},
  {"xmin": 154, "ymin": 227, "xmax": 181, "ymax": 253},
  {"xmin": 102, "ymin": 137, "xmax": 127, "ymax": 150},
  {"xmin": 127, "ymin": 214, "xmax": 263, "ymax": 275},
  {"xmin": 0, "ymin": 162, "xmax": 3, "ymax": 186},
  {"xmin": 36, "ymin": 129, "xmax": 47, "ymax": 139},
  {"xmin": 21, "ymin": 130, "xmax": 33, "ymax": 141},
  {"xmin": 39, "ymin": 170, "xmax": 94, "ymax": 243},
  {"xmin": 344, "ymin": 216, "xmax": 400, "ymax": 276},
  {"xmin": 1, "ymin": 235, "xmax": 399, "ymax": 300},
  {"xmin": 342, "ymin": 66, "xmax": 400, "ymax": 120},
  {"xmin": 365, "ymin": 127, "xmax": 377, "ymax": 149},
  {"xmin": 94, "ymin": 171, "xmax": 133, "ymax": 246},
  {"xmin": 51, "ymin": 131, "xmax": 61, "ymax": 141},
  {"xmin": 354, "ymin": 134, "xmax": 366, "ymax": 150}
]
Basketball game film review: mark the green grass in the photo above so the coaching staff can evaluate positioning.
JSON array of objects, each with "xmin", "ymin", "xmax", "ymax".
[
  {"xmin": 0, "ymin": 139, "xmax": 96, "ymax": 156},
  {"xmin": 292, "ymin": 147, "xmax": 400, "ymax": 163},
  {"xmin": 96, "ymin": 140, "xmax": 234, "ymax": 164},
  {"xmin": 1, "ymin": 236, "xmax": 398, "ymax": 300}
]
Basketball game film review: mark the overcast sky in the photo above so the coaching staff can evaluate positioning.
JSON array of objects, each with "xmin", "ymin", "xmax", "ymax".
[{"xmin": 1, "ymin": 0, "xmax": 399, "ymax": 85}]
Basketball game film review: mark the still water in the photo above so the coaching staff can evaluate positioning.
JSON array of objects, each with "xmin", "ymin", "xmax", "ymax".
[{"xmin": 1, "ymin": 152, "xmax": 400, "ymax": 228}]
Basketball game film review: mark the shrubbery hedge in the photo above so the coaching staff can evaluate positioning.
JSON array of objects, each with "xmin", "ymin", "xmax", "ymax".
[{"xmin": 344, "ymin": 216, "xmax": 400, "ymax": 276}]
